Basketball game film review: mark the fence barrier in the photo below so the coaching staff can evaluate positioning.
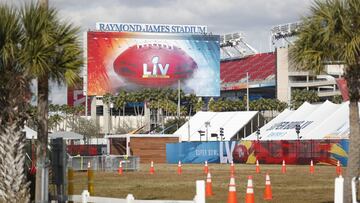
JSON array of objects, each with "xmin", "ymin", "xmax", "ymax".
[
  {"xmin": 68, "ymin": 180, "xmax": 205, "ymax": 203},
  {"xmin": 68, "ymin": 155, "xmax": 140, "ymax": 171},
  {"xmin": 334, "ymin": 175, "xmax": 344, "ymax": 203},
  {"xmin": 352, "ymin": 176, "xmax": 359, "ymax": 203}
]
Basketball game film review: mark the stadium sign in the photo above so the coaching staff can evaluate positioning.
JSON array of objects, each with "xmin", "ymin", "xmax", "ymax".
[{"xmin": 96, "ymin": 22, "xmax": 207, "ymax": 34}]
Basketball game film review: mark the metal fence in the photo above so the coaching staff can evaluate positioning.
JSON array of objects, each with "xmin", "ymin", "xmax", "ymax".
[{"xmin": 67, "ymin": 155, "xmax": 140, "ymax": 171}]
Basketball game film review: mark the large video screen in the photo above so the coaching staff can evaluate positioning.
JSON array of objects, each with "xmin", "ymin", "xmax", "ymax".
[{"xmin": 87, "ymin": 32, "xmax": 220, "ymax": 96}]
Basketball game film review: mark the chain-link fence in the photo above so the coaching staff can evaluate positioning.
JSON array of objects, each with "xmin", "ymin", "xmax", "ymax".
[{"xmin": 67, "ymin": 155, "xmax": 140, "ymax": 171}]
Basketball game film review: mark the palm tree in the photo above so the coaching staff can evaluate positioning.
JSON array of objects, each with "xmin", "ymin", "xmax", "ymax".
[
  {"xmin": 290, "ymin": 0, "xmax": 360, "ymax": 201},
  {"xmin": 114, "ymin": 90, "xmax": 128, "ymax": 128},
  {"xmin": 20, "ymin": 3, "xmax": 82, "ymax": 201},
  {"xmin": 0, "ymin": 5, "xmax": 31, "ymax": 202}
]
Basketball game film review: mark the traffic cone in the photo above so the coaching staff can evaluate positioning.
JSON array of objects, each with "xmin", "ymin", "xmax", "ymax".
[
  {"xmin": 309, "ymin": 160, "xmax": 314, "ymax": 174},
  {"xmin": 263, "ymin": 173, "xmax": 272, "ymax": 200},
  {"xmin": 230, "ymin": 161, "xmax": 235, "ymax": 175},
  {"xmin": 336, "ymin": 160, "xmax": 342, "ymax": 175},
  {"xmin": 118, "ymin": 161, "xmax": 123, "ymax": 175},
  {"xmin": 204, "ymin": 161, "xmax": 209, "ymax": 174},
  {"xmin": 227, "ymin": 175, "xmax": 237, "ymax": 203},
  {"xmin": 245, "ymin": 176, "xmax": 255, "ymax": 203},
  {"xmin": 150, "ymin": 160, "xmax": 155, "ymax": 175},
  {"xmin": 281, "ymin": 160, "xmax": 286, "ymax": 174},
  {"xmin": 205, "ymin": 172, "xmax": 213, "ymax": 197},
  {"xmin": 256, "ymin": 160, "xmax": 260, "ymax": 173},
  {"xmin": 177, "ymin": 160, "xmax": 182, "ymax": 175}
]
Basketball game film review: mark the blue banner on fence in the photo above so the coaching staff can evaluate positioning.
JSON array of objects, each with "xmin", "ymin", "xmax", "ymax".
[
  {"xmin": 166, "ymin": 141, "xmax": 237, "ymax": 164},
  {"xmin": 166, "ymin": 142, "xmax": 220, "ymax": 164}
]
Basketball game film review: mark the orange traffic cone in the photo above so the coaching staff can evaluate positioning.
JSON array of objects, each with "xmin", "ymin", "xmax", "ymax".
[
  {"xmin": 150, "ymin": 160, "xmax": 155, "ymax": 175},
  {"xmin": 227, "ymin": 175, "xmax": 237, "ymax": 203},
  {"xmin": 204, "ymin": 161, "xmax": 209, "ymax": 174},
  {"xmin": 205, "ymin": 172, "xmax": 213, "ymax": 197},
  {"xmin": 256, "ymin": 160, "xmax": 260, "ymax": 173},
  {"xmin": 336, "ymin": 160, "xmax": 342, "ymax": 175},
  {"xmin": 281, "ymin": 160, "xmax": 286, "ymax": 174},
  {"xmin": 245, "ymin": 176, "xmax": 255, "ymax": 203},
  {"xmin": 309, "ymin": 160, "xmax": 314, "ymax": 174},
  {"xmin": 118, "ymin": 161, "xmax": 123, "ymax": 175},
  {"xmin": 177, "ymin": 161, "xmax": 182, "ymax": 175},
  {"xmin": 230, "ymin": 161, "xmax": 235, "ymax": 175},
  {"xmin": 263, "ymin": 173, "xmax": 273, "ymax": 200}
]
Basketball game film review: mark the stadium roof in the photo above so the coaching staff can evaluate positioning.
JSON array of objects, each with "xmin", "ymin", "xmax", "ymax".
[
  {"xmin": 221, "ymin": 53, "xmax": 275, "ymax": 91},
  {"xmin": 174, "ymin": 111, "xmax": 258, "ymax": 141},
  {"xmin": 244, "ymin": 101, "xmax": 350, "ymax": 140}
]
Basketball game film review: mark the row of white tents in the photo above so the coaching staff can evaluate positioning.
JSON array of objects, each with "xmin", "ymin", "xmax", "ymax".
[
  {"xmin": 23, "ymin": 100, "xmax": 351, "ymax": 142},
  {"xmin": 175, "ymin": 100, "xmax": 351, "ymax": 141},
  {"xmin": 245, "ymin": 101, "xmax": 349, "ymax": 140}
]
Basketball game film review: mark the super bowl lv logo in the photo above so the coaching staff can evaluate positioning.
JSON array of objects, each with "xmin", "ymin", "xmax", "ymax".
[{"xmin": 143, "ymin": 56, "xmax": 170, "ymax": 78}]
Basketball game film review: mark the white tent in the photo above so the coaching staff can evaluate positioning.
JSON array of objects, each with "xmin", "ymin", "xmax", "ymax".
[
  {"xmin": 174, "ymin": 111, "xmax": 258, "ymax": 141},
  {"xmin": 244, "ymin": 101, "xmax": 351, "ymax": 140},
  {"xmin": 22, "ymin": 126, "xmax": 37, "ymax": 139},
  {"xmin": 50, "ymin": 131, "xmax": 84, "ymax": 140}
]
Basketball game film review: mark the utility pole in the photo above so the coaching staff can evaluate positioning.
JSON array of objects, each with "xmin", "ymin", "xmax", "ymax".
[
  {"xmin": 177, "ymin": 80, "xmax": 180, "ymax": 118},
  {"xmin": 246, "ymin": 72, "xmax": 249, "ymax": 111}
]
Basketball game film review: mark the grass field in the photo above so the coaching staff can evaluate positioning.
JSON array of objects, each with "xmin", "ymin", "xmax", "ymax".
[{"xmin": 71, "ymin": 163, "xmax": 340, "ymax": 203}]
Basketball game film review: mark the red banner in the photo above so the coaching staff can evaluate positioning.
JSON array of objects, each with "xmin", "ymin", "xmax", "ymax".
[{"xmin": 233, "ymin": 139, "xmax": 348, "ymax": 166}]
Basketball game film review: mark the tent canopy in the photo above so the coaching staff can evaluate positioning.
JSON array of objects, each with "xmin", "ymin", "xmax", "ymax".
[
  {"xmin": 244, "ymin": 101, "xmax": 350, "ymax": 140},
  {"xmin": 174, "ymin": 111, "xmax": 258, "ymax": 141},
  {"xmin": 50, "ymin": 131, "xmax": 84, "ymax": 140},
  {"xmin": 22, "ymin": 126, "xmax": 37, "ymax": 139}
]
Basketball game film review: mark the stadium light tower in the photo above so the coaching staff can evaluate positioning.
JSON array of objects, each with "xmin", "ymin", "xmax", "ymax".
[
  {"xmin": 220, "ymin": 32, "xmax": 258, "ymax": 60},
  {"xmin": 270, "ymin": 21, "xmax": 301, "ymax": 49}
]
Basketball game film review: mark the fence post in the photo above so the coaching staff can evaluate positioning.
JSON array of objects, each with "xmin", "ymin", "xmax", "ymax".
[
  {"xmin": 81, "ymin": 190, "xmax": 90, "ymax": 203},
  {"xmin": 126, "ymin": 194, "xmax": 135, "ymax": 203},
  {"xmin": 334, "ymin": 175, "xmax": 344, "ymax": 203},
  {"xmin": 87, "ymin": 162, "xmax": 94, "ymax": 195},
  {"xmin": 68, "ymin": 167, "xmax": 74, "ymax": 199},
  {"xmin": 352, "ymin": 177, "xmax": 359, "ymax": 203},
  {"xmin": 194, "ymin": 180, "xmax": 205, "ymax": 203}
]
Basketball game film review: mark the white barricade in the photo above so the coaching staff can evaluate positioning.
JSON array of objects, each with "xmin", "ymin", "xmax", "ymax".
[
  {"xmin": 68, "ymin": 180, "xmax": 205, "ymax": 203},
  {"xmin": 352, "ymin": 176, "xmax": 360, "ymax": 203},
  {"xmin": 334, "ymin": 175, "xmax": 344, "ymax": 203}
]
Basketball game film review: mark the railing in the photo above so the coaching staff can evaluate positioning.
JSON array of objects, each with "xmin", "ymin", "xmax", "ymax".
[
  {"xmin": 68, "ymin": 180, "xmax": 205, "ymax": 203},
  {"xmin": 68, "ymin": 155, "xmax": 140, "ymax": 171}
]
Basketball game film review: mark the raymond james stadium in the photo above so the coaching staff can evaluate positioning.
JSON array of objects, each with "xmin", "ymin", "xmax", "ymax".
[{"xmin": 1, "ymin": 1, "xmax": 359, "ymax": 203}]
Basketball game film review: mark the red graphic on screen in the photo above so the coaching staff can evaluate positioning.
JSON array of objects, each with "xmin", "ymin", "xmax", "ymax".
[{"xmin": 113, "ymin": 44, "xmax": 197, "ymax": 87}]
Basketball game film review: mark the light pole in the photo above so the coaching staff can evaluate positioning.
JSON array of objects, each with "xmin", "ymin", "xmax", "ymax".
[
  {"xmin": 109, "ymin": 102, "xmax": 114, "ymax": 135},
  {"xmin": 205, "ymin": 121, "xmax": 211, "ymax": 142},
  {"xmin": 295, "ymin": 124, "xmax": 301, "ymax": 140},
  {"xmin": 246, "ymin": 72, "xmax": 249, "ymax": 111},
  {"xmin": 198, "ymin": 130, "xmax": 205, "ymax": 142},
  {"xmin": 295, "ymin": 124, "xmax": 301, "ymax": 160},
  {"xmin": 256, "ymin": 126, "xmax": 261, "ymax": 141},
  {"xmin": 219, "ymin": 127, "xmax": 224, "ymax": 141}
]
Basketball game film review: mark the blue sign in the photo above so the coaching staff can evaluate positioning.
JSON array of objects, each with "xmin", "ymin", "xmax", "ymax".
[
  {"xmin": 166, "ymin": 142, "xmax": 220, "ymax": 164},
  {"xmin": 166, "ymin": 141, "xmax": 237, "ymax": 164}
]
